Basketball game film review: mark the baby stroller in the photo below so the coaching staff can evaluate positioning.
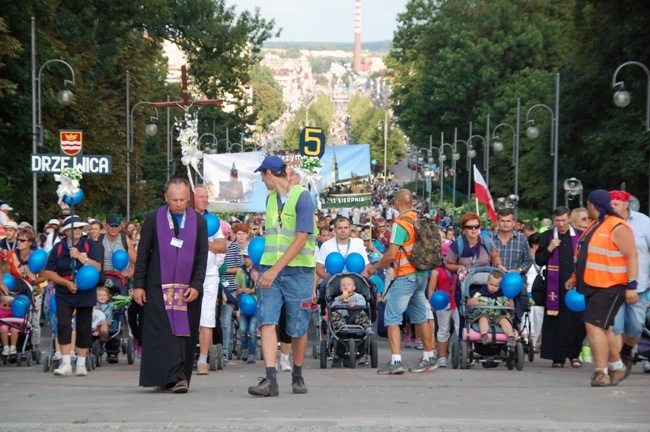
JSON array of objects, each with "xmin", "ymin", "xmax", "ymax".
[
  {"xmin": 1, "ymin": 278, "xmax": 39, "ymax": 367},
  {"xmin": 318, "ymin": 273, "xmax": 378, "ymax": 369},
  {"xmin": 451, "ymin": 266, "xmax": 526, "ymax": 371},
  {"xmin": 91, "ymin": 282, "xmax": 135, "ymax": 367},
  {"xmin": 631, "ymin": 313, "xmax": 650, "ymax": 370}
]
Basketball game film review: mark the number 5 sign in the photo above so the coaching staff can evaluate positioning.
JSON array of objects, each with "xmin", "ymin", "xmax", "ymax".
[{"xmin": 299, "ymin": 127, "xmax": 325, "ymax": 159}]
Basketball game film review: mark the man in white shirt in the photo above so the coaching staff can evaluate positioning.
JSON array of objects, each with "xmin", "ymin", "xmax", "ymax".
[{"xmin": 316, "ymin": 216, "xmax": 371, "ymax": 280}]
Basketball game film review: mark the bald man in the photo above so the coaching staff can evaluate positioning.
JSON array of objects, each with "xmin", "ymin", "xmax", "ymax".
[{"xmin": 369, "ymin": 189, "xmax": 438, "ymax": 375}]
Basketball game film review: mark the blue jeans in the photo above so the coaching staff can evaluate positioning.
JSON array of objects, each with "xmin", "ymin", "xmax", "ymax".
[
  {"xmin": 257, "ymin": 267, "xmax": 314, "ymax": 338},
  {"xmin": 384, "ymin": 273, "xmax": 429, "ymax": 326},
  {"xmin": 239, "ymin": 313, "xmax": 258, "ymax": 356},
  {"xmin": 220, "ymin": 301, "xmax": 235, "ymax": 358},
  {"xmin": 613, "ymin": 289, "xmax": 648, "ymax": 338}
]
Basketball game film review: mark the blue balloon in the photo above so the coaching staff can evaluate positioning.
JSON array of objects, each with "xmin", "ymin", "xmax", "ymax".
[
  {"xmin": 239, "ymin": 293, "xmax": 257, "ymax": 316},
  {"xmin": 204, "ymin": 214, "xmax": 220, "ymax": 237},
  {"xmin": 76, "ymin": 265, "xmax": 100, "ymax": 291},
  {"xmin": 345, "ymin": 252, "xmax": 366, "ymax": 274},
  {"xmin": 63, "ymin": 189, "xmax": 84, "ymax": 205},
  {"xmin": 430, "ymin": 290, "xmax": 450, "ymax": 310},
  {"xmin": 2, "ymin": 274, "xmax": 16, "ymax": 292},
  {"xmin": 325, "ymin": 252, "xmax": 345, "ymax": 275},
  {"xmin": 565, "ymin": 288, "xmax": 586, "ymax": 312},
  {"xmin": 49, "ymin": 294, "xmax": 57, "ymax": 316},
  {"xmin": 11, "ymin": 295, "xmax": 30, "ymax": 318},
  {"xmin": 111, "ymin": 250, "xmax": 129, "ymax": 271},
  {"xmin": 28, "ymin": 249, "xmax": 48, "ymax": 274},
  {"xmin": 501, "ymin": 272, "xmax": 524, "ymax": 298},
  {"xmin": 248, "ymin": 237, "xmax": 265, "ymax": 266}
]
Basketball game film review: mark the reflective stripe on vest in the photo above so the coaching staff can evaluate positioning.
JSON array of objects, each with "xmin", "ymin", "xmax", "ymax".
[
  {"xmin": 260, "ymin": 186, "xmax": 316, "ymax": 268},
  {"xmin": 392, "ymin": 210, "xmax": 417, "ymax": 277},
  {"xmin": 582, "ymin": 216, "xmax": 630, "ymax": 288}
]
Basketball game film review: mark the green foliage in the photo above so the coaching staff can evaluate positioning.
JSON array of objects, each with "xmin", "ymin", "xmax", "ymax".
[
  {"xmin": 251, "ymin": 82, "xmax": 284, "ymax": 130},
  {"xmin": 282, "ymin": 93, "xmax": 334, "ymax": 149}
]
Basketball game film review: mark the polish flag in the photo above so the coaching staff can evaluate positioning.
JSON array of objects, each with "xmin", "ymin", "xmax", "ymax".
[{"xmin": 473, "ymin": 165, "xmax": 497, "ymax": 223}]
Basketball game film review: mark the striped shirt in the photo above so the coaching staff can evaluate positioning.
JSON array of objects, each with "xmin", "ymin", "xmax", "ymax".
[{"xmin": 223, "ymin": 242, "xmax": 243, "ymax": 293}]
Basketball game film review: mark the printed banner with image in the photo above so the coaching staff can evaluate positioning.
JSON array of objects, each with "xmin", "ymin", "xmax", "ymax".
[{"xmin": 202, "ymin": 144, "xmax": 371, "ymax": 213}]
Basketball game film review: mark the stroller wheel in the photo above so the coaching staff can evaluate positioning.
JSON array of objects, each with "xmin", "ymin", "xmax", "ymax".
[
  {"xmin": 319, "ymin": 339, "xmax": 328, "ymax": 369},
  {"xmin": 516, "ymin": 342, "xmax": 525, "ymax": 371},
  {"xmin": 26, "ymin": 351, "xmax": 33, "ymax": 367},
  {"xmin": 127, "ymin": 337, "xmax": 135, "ymax": 365},
  {"xmin": 43, "ymin": 356, "xmax": 50, "ymax": 373},
  {"xmin": 460, "ymin": 341, "xmax": 469, "ymax": 370},
  {"xmin": 312, "ymin": 344, "xmax": 318, "ymax": 359},
  {"xmin": 215, "ymin": 344, "xmax": 224, "ymax": 370},
  {"xmin": 348, "ymin": 340, "xmax": 356, "ymax": 369},
  {"xmin": 34, "ymin": 350, "xmax": 42, "ymax": 364},
  {"xmin": 369, "ymin": 338, "xmax": 378, "ymax": 368},
  {"xmin": 208, "ymin": 344, "xmax": 218, "ymax": 371}
]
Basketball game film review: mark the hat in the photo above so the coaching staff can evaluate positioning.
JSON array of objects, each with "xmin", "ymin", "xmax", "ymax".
[
  {"xmin": 241, "ymin": 247, "xmax": 249, "ymax": 257},
  {"xmin": 17, "ymin": 222, "xmax": 32, "ymax": 230},
  {"xmin": 0, "ymin": 204, "xmax": 13, "ymax": 211},
  {"xmin": 254, "ymin": 155, "xmax": 286, "ymax": 173},
  {"xmin": 589, "ymin": 189, "xmax": 618, "ymax": 222},
  {"xmin": 59, "ymin": 208, "xmax": 71, "ymax": 218},
  {"xmin": 360, "ymin": 231, "xmax": 371, "ymax": 241},
  {"xmin": 61, "ymin": 216, "xmax": 88, "ymax": 232},
  {"xmin": 3, "ymin": 221, "xmax": 18, "ymax": 231},
  {"xmin": 106, "ymin": 214, "xmax": 122, "ymax": 227},
  {"xmin": 609, "ymin": 190, "xmax": 631, "ymax": 202},
  {"xmin": 47, "ymin": 218, "xmax": 60, "ymax": 226}
]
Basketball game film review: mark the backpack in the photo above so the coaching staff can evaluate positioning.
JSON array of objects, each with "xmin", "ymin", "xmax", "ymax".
[
  {"xmin": 397, "ymin": 215, "xmax": 443, "ymax": 271},
  {"xmin": 456, "ymin": 232, "xmax": 492, "ymax": 257}
]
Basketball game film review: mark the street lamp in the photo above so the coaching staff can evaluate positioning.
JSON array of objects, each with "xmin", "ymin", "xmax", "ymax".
[
  {"xmin": 377, "ymin": 111, "xmax": 393, "ymax": 183},
  {"xmin": 127, "ymin": 101, "xmax": 158, "ymax": 221},
  {"xmin": 32, "ymin": 16, "xmax": 76, "ymax": 228},
  {"xmin": 436, "ymin": 135, "xmax": 458, "ymax": 211},
  {"xmin": 492, "ymin": 98, "xmax": 522, "ymax": 204},
  {"xmin": 526, "ymin": 73, "xmax": 560, "ymax": 209},
  {"xmin": 415, "ymin": 147, "xmax": 430, "ymax": 199},
  {"xmin": 453, "ymin": 137, "xmax": 475, "ymax": 212},
  {"xmin": 611, "ymin": 61, "xmax": 650, "ymax": 213}
]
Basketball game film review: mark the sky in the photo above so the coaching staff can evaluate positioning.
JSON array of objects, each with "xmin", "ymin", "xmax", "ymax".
[{"xmin": 232, "ymin": 0, "xmax": 410, "ymax": 43}]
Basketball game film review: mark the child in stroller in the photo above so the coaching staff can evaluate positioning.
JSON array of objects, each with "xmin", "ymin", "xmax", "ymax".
[
  {"xmin": 329, "ymin": 276, "xmax": 373, "ymax": 335},
  {"xmin": 467, "ymin": 270, "xmax": 516, "ymax": 348},
  {"xmin": 0, "ymin": 295, "xmax": 20, "ymax": 357}
]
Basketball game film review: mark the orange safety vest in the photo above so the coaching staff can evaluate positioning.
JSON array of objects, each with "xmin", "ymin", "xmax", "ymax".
[
  {"xmin": 579, "ymin": 216, "xmax": 630, "ymax": 288},
  {"xmin": 392, "ymin": 210, "xmax": 417, "ymax": 278}
]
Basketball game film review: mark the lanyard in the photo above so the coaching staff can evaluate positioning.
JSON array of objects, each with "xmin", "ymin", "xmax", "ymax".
[{"xmin": 336, "ymin": 240, "xmax": 351, "ymax": 258}]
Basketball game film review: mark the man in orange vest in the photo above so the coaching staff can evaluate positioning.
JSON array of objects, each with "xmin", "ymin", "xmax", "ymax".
[
  {"xmin": 567, "ymin": 190, "xmax": 638, "ymax": 387},
  {"xmin": 370, "ymin": 189, "xmax": 438, "ymax": 375}
]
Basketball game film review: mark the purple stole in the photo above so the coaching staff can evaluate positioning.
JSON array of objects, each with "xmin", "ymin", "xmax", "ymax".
[
  {"xmin": 156, "ymin": 206, "xmax": 197, "ymax": 336},
  {"xmin": 546, "ymin": 227, "xmax": 579, "ymax": 315}
]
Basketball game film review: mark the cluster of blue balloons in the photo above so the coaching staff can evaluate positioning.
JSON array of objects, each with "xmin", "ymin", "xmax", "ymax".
[
  {"xmin": 239, "ymin": 293, "xmax": 257, "ymax": 316},
  {"xmin": 565, "ymin": 289, "xmax": 586, "ymax": 312},
  {"xmin": 248, "ymin": 237, "xmax": 265, "ymax": 266},
  {"xmin": 63, "ymin": 189, "xmax": 84, "ymax": 206},
  {"xmin": 204, "ymin": 214, "xmax": 221, "ymax": 237},
  {"xmin": 111, "ymin": 250, "xmax": 129, "ymax": 271},
  {"xmin": 501, "ymin": 272, "xmax": 524, "ymax": 298},
  {"xmin": 325, "ymin": 252, "xmax": 367, "ymax": 275},
  {"xmin": 11, "ymin": 295, "xmax": 31, "ymax": 318}
]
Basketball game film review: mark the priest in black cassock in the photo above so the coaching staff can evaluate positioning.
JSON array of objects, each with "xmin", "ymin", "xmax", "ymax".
[{"xmin": 132, "ymin": 178, "xmax": 208, "ymax": 393}]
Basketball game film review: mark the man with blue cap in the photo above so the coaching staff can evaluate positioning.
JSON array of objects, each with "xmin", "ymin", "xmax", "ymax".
[
  {"xmin": 248, "ymin": 155, "xmax": 316, "ymax": 397},
  {"xmin": 567, "ymin": 189, "xmax": 638, "ymax": 387}
]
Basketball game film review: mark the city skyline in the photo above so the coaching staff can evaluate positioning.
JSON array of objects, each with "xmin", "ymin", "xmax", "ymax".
[{"xmin": 233, "ymin": 0, "xmax": 409, "ymax": 43}]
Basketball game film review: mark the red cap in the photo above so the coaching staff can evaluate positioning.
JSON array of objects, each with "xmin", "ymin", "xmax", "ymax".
[{"xmin": 609, "ymin": 190, "xmax": 631, "ymax": 202}]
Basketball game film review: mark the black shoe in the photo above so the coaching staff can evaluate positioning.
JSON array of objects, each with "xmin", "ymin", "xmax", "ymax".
[
  {"xmin": 172, "ymin": 380, "xmax": 188, "ymax": 394},
  {"xmin": 248, "ymin": 377, "xmax": 279, "ymax": 397},
  {"xmin": 292, "ymin": 375, "xmax": 307, "ymax": 394}
]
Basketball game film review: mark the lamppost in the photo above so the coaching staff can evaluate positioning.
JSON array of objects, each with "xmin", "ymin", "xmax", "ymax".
[
  {"xmin": 377, "ymin": 110, "xmax": 393, "ymax": 183},
  {"xmin": 415, "ymin": 147, "xmax": 429, "ymax": 199},
  {"xmin": 436, "ymin": 136, "xmax": 457, "ymax": 211},
  {"xmin": 492, "ymin": 98, "xmax": 522, "ymax": 201},
  {"xmin": 467, "ymin": 115, "xmax": 499, "ymax": 187},
  {"xmin": 127, "ymin": 101, "xmax": 158, "ymax": 221},
  {"xmin": 526, "ymin": 73, "xmax": 560, "ymax": 209},
  {"xmin": 32, "ymin": 17, "xmax": 76, "ymax": 228},
  {"xmin": 612, "ymin": 61, "xmax": 650, "ymax": 213},
  {"xmin": 452, "ymin": 137, "xmax": 476, "ymax": 212}
]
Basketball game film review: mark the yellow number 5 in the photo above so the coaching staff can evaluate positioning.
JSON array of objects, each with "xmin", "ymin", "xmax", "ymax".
[{"xmin": 304, "ymin": 127, "xmax": 322, "ymax": 156}]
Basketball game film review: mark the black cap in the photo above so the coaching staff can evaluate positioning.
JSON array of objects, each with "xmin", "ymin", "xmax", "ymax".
[{"xmin": 106, "ymin": 214, "xmax": 122, "ymax": 227}]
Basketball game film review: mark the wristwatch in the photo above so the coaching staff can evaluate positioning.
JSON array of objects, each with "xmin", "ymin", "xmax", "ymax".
[{"xmin": 626, "ymin": 280, "xmax": 638, "ymax": 291}]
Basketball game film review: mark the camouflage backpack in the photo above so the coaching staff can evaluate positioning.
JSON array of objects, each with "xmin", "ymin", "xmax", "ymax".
[{"xmin": 398, "ymin": 215, "xmax": 443, "ymax": 271}]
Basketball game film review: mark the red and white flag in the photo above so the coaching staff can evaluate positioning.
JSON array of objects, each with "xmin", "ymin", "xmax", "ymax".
[{"xmin": 473, "ymin": 165, "xmax": 497, "ymax": 223}]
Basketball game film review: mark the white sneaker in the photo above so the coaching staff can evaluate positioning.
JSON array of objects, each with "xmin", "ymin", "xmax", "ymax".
[
  {"xmin": 277, "ymin": 356, "xmax": 292, "ymax": 372},
  {"xmin": 76, "ymin": 364, "xmax": 87, "ymax": 377},
  {"xmin": 53, "ymin": 364, "xmax": 72, "ymax": 377},
  {"xmin": 437, "ymin": 357, "xmax": 448, "ymax": 368},
  {"xmin": 643, "ymin": 361, "xmax": 650, "ymax": 374},
  {"xmin": 52, "ymin": 351, "xmax": 62, "ymax": 361},
  {"xmin": 1, "ymin": 346, "xmax": 8, "ymax": 356},
  {"xmin": 8, "ymin": 346, "xmax": 17, "ymax": 355}
]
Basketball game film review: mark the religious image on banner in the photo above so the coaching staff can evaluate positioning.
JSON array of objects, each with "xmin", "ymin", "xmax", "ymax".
[{"xmin": 202, "ymin": 144, "xmax": 371, "ymax": 213}]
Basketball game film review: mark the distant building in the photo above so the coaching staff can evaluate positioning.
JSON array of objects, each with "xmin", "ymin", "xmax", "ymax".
[{"xmin": 218, "ymin": 162, "xmax": 245, "ymax": 202}]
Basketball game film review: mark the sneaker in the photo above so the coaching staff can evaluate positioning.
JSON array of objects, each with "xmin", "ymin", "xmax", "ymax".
[
  {"xmin": 620, "ymin": 352, "xmax": 633, "ymax": 379},
  {"xmin": 591, "ymin": 369, "xmax": 611, "ymax": 387},
  {"xmin": 1, "ymin": 346, "xmax": 9, "ymax": 356},
  {"xmin": 107, "ymin": 354, "xmax": 119, "ymax": 364},
  {"xmin": 53, "ymin": 364, "xmax": 73, "ymax": 377},
  {"xmin": 8, "ymin": 346, "xmax": 17, "ymax": 355},
  {"xmin": 580, "ymin": 346, "xmax": 592, "ymax": 363},
  {"xmin": 414, "ymin": 338, "xmax": 422, "ymax": 350},
  {"xmin": 222, "ymin": 356, "xmax": 228, "ymax": 368},
  {"xmin": 247, "ymin": 355, "xmax": 256, "ymax": 364},
  {"xmin": 643, "ymin": 361, "xmax": 650, "ymax": 373},
  {"xmin": 358, "ymin": 355, "xmax": 369, "ymax": 366},
  {"xmin": 365, "ymin": 327, "xmax": 375, "ymax": 336},
  {"xmin": 292, "ymin": 375, "xmax": 308, "ymax": 394},
  {"xmin": 409, "ymin": 357, "xmax": 439, "ymax": 373},
  {"xmin": 52, "ymin": 351, "xmax": 62, "ymax": 361},
  {"xmin": 76, "ymin": 364, "xmax": 87, "ymax": 377},
  {"xmin": 196, "ymin": 363, "xmax": 209, "ymax": 375},
  {"xmin": 331, "ymin": 357, "xmax": 342, "ymax": 368},
  {"xmin": 507, "ymin": 336, "xmax": 516, "ymax": 348},
  {"xmin": 248, "ymin": 377, "xmax": 279, "ymax": 397},
  {"xmin": 608, "ymin": 367, "xmax": 627, "ymax": 386},
  {"xmin": 172, "ymin": 380, "xmax": 189, "ymax": 394},
  {"xmin": 377, "ymin": 361, "xmax": 404, "ymax": 375},
  {"xmin": 437, "ymin": 357, "xmax": 448, "ymax": 368},
  {"xmin": 278, "ymin": 356, "xmax": 292, "ymax": 371},
  {"xmin": 481, "ymin": 334, "xmax": 490, "ymax": 345}
]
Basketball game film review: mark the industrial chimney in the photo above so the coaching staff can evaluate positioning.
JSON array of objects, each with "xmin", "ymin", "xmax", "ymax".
[{"xmin": 353, "ymin": 0, "xmax": 362, "ymax": 72}]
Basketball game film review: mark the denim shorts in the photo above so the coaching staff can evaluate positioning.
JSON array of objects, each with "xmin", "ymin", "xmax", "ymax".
[
  {"xmin": 384, "ymin": 273, "xmax": 429, "ymax": 326},
  {"xmin": 613, "ymin": 289, "xmax": 648, "ymax": 337},
  {"xmin": 257, "ymin": 267, "xmax": 314, "ymax": 338}
]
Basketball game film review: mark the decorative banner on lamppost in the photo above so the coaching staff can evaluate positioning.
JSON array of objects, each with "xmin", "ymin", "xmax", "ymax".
[
  {"xmin": 202, "ymin": 144, "xmax": 371, "ymax": 213},
  {"xmin": 31, "ymin": 129, "xmax": 112, "ymax": 174},
  {"xmin": 299, "ymin": 127, "xmax": 325, "ymax": 159}
]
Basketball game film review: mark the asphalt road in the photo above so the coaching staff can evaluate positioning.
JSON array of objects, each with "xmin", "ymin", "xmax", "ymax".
[{"xmin": 1, "ymin": 325, "xmax": 648, "ymax": 431}]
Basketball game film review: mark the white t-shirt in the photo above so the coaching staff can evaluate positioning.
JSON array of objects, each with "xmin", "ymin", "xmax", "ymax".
[
  {"xmin": 316, "ymin": 237, "xmax": 370, "ymax": 266},
  {"xmin": 206, "ymin": 228, "xmax": 225, "ymax": 276}
]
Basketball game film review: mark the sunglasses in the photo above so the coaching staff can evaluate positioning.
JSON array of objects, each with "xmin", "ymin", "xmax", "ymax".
[
  {"xmin": 16, "ymin": 238, "xmax": 29, "ymax": 242},
  {"xmin": 464, "ymin": 225, "xmax": 481, "ymax": 230}
]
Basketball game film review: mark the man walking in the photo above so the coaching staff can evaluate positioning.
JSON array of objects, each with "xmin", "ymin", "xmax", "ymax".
[
  {"xmin": 609, "ymin": 190, "xmax": 649, "ymax": 376},
  {"xmin": 248, "ymin": 156, "xmax": 316, "ymax": 397},
  {"xmin": 193, "ymin": 185, "xmax": 226, "ymax": 375},
  {"xmin": 370, "ymin": 189, "xmax": 438, "ymax": 375},
  {"xmin": 132, "ymin": 178, "xmax": 208, "ymax": 393},
  {"xmin": 491, "ymin": 209, "xmax": 534, "ymax": 276},
  {"xmin": 567, "ymin": 190, "xmax": 638, "ymax": 387}
]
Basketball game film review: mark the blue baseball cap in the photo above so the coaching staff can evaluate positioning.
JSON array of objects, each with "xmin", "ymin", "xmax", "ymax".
[{"xmin": 254, "ymin": 155, "xmax": 286, "ymax": 173}]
